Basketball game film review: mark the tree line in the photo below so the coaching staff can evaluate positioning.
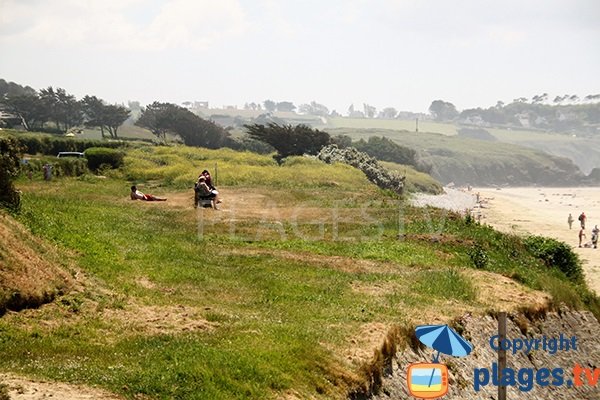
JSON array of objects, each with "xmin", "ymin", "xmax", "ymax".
[
  {"xmin": 0, "ymin": 79, "xmax": 232, "ymax": 148},
  {"xmin": 428, "ymin": 95, "xmax": 600, "ymax": 134},
  {"xmin": 0, "ymin": 79, "xmax": 130, "ymax": 138}
]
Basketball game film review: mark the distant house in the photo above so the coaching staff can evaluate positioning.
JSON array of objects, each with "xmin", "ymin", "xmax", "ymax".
[
  {"xmin": 515, "ymin": 112, "xmax": 531, "ymax": 128},
  {"xmin": 461, "ymin": 114, "xmax": 487, "ymax": 126},
  {"xmin": 0, "ymin": 110, "xmax": 23, "ymax": 128}
]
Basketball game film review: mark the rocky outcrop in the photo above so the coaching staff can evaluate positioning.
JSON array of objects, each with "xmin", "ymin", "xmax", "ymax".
[{"xmin": 369, "ymin": 309, "xmax": 600, "ymax": 400}]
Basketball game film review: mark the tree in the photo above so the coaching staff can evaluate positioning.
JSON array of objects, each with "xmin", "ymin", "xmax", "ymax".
[
  {"xmin": 531, "ymin": 93, "xmax": 548, "ymax": 104},
  {"xmin": 428, "ymin": 100, "xmax": 459, "ymax": 121},
  {"xmin": 298, "ymin": 101, "xmax": 329, "ymax": 116},
  {"xmin": 37, "ymin": 86, "xmax": 83, "ymax": 132},
  {"xmin": 263, "ymin": 99, "xmax": 276, "ymax": 112},
  {"xmin": 363, "ymin": 103, "xmax": 376, "ymax": 118},
  {"xmin": 135, "ymin": 102, "xmax": 177, "ymax": 140},
  {"xmin": 136, "ymin": 102, "xmax": 230, "ymax": 148},
  {"xmin": 0, "ymin": 78, "xmax": 36, "ymax": 99},
  {"xmin": 276, "ymin": 101, "xmax": 296, "ymax": 112},
  {"xmin": 103, "ymin": 104, "xmax": 130, "ymax": 138},
  {"xmin": 244, "ymin": 123, "xmax": 331, "ymax": 163},
  {"xmin": 379, "ymin": 107, "xmax": 398, "ymax": 119},
  {"xmin": 82, "ymin": 96, "xmax": 130, "ymax": 139},
  {"xmin": 4, "ymin": 93, "xmax": 49, "ymax": 130}
]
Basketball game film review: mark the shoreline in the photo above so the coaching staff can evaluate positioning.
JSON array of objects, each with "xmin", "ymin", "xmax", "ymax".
[{"xmin": 412, "ymin": 186, "xmax": 600, "ymax": 295}]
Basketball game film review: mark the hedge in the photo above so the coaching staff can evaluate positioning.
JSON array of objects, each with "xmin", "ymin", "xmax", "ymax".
[{"xmin": 84, "ymin": 147, "xmax": 125, "ymax": 171}]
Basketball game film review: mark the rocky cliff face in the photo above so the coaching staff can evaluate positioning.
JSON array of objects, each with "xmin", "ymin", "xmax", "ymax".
[{"xmin": 369, "ymin": 309, "xmax": 600, "ymax": 400}]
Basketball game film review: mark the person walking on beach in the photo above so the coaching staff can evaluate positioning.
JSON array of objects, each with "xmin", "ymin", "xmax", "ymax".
[
  {"xmin": 592, "ymin": 225, "xmax": 599, "ymax": 249},
  {"xmin": 578, "ymin": 212, "xmax": 586, "ymax": 229},
  {"xmin": 579, "ymin": 228, "xmax": 586, "ymax": 248},
  {"xmin": 568, "ymin": 213, "xmax": 574, "ymax": 229}
]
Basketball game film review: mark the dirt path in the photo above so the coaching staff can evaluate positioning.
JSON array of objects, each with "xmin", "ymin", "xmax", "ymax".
[
  {"xmin": 0, "ymin": 373, "xmax": 122, "ymax": 400},
  {"xmin": 475, "ymin": 187, "xmax": 600, "ymax": 295}
]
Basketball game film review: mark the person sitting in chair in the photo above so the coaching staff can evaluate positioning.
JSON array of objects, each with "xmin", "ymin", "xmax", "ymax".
[
  {"xmin": 194, "ymin": 176, "xmax": 220, "ymax": 208},
  {"xmin": 201, "ymin": 170, "xmax": 216, "ymax": 190},
  {"xmin": 130, "ymin": 185, "xmax": 166, "ymax": 201}
]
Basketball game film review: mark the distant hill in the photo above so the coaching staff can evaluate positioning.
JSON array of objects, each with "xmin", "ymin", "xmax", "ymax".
[{"xmin": 327, "ymin": 128, "xmax": 596, "ymax": 187}]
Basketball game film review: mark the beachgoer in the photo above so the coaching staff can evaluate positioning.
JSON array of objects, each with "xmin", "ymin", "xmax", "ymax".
[
  {"xmin": 567, "ymin": 213, "xmax": 574, "ymax": 229},
  {"xmin": 194, "ymin": 176, "xmax": 220, "ymax": 208},
  {"xmin": 592, "ymin": 225, "xmax": 599, "ymax": 249},
  {"xmin": 578, "ymin": 228, "xmax": 586, "ymax": 248},
  {"xmin": 130, "ymin": 185, "xmax": 166, "ymax": 201},
  {"xmin": 578, "ymin": 212, "xmax": 586, "ymax": 229},
  {"xmin": 200, "ymin": 170, "xmax": 216, "ymax": 190}
]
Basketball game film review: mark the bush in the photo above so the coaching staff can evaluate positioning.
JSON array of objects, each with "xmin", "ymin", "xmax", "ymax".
[
  {"xmin": 245, "ymin": 123, "xmax": 331, "ymax": 164},
  {"xmin": 85, "ymin": 147, "xmax": 124, "ymax": 171},
  {"xmin": 524, "ymin": 236, "xmax": 584, "ymax": 283},
  {"xmin": 468, "ymin": 243, "xmax": 488, "ymax": 269},
  {"xmin": 317, "ymin": 144, "xmax": 405, "ymax": 194},
  {"xmin": 0, "ymin": 136, "xmax": 23, "ymax": 210}
]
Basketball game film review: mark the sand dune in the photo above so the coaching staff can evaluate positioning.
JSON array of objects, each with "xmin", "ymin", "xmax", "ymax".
[{"xmin": 475, "ymin": 187, "xmax": 600, "ymax": 295}]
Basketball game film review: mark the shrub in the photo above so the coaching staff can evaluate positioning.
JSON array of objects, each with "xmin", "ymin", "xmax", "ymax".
[
  {"xmin": 245, "ymin": 123, "xmax": 331, "ymax": 164},
  {"xmin": 85, "ymin": 147, "xmax": 124, "ymax": 171},
  {"xmin": 317, "ymin": 144, "xmax": 405, "ymax": 194},
  {"xmin": 0, "ymin": 136, "xmax": 23, "ymax": 210},
  {"xmin": 524, "ymin": 236, "xmax": 584, "ymax": 283},
  {"xmin": 468, "ymin": 243, "xmax": 488, "ymax": 269}
]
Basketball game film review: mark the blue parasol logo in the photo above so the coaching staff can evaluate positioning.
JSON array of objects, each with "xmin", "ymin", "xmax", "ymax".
[
  {"xmin": 406, "ymin": 324, "xmax": 473, "ymax": 398},
  {"xmin": 415, "ymin": 324, "xmax": 473, "ymax": 362}
]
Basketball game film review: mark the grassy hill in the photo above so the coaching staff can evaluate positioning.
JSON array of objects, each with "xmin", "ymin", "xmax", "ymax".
[
  {"xmin": 0, "ymin": 144, "xmax": 597, "ymax": 398},
  {"xmin": 328, "ymin": 128, "xmax": 588, "ymax": 186}
]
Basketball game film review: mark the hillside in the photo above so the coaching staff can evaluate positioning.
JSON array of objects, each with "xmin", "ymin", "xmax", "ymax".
[
  {"xmin": 328, "ymin": 128, "xmax": 591, "ymax": 186},
  {"xmin": 0, "ymin": 144, "xmax": 598, "ymax": 399}
]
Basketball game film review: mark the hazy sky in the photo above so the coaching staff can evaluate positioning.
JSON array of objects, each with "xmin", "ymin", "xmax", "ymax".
[{"xmin": 1, "ymin": 0, "xmax": 599, "ymax": 113}]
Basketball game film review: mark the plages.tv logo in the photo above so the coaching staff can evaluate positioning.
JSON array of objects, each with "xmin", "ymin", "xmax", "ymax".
[{"xmin": 407, "ymin": 324, "xmax": 473, "ymax": 399}]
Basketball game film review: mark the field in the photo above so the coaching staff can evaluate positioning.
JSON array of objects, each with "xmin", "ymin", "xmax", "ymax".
[{"xmin": 1, "ymin": 144, "xmax": 597, "ymax": 399}]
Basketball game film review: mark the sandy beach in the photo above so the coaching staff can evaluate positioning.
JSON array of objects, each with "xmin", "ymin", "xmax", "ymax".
[
  {"xmin": 411, "ymin": 187, "xmax": 600, "ymax": 294},
  {"xmin": 474, "ymin": 187, "xmax": 600, "ymax": 295}
]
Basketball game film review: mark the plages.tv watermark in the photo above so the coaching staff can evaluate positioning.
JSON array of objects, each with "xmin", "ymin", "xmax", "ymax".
[
  {"xmin": 407, "ymin": 317, "xmax": 599, "ymax": 399},
  {"xmin": 195, "ymin": 200, "xmax": 449, "ymax": 241},
  {"xmin": 474, "ymin": 333, "xmax": 600, "ymax": 392}
]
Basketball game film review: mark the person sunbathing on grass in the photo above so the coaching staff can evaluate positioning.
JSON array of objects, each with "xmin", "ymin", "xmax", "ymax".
[{"xmin": 130, "ymin": 185, "xmax": 166, "ymax": 202}]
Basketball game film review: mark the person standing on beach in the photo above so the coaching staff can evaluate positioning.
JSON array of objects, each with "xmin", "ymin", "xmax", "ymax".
[
  {"xmin": 592, "ymin": 225, "xmax": 599, "ymax": 249},
  {"xmin": 579, "ymin": 228, "xmax": 586, "ymax": 248},
  {"xmin": 578, "ymin": 212, "xmax": 586, "ymax": 229},
  {"xmin": 568, "ymin": 213, "xmax": 574, "ymax": 229}
]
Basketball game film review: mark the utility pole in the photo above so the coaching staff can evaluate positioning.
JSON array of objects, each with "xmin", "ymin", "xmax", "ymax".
[{"xmin": 498, "ymin": 312, "xmax": 507, "ymax": 400}]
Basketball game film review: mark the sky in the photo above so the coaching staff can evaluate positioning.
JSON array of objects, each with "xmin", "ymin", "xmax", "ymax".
[{"xmin": 1, "ymin": 0, "xmax": 599, "ymax": 114}]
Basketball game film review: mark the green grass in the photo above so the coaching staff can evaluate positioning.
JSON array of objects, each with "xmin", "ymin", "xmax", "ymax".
[
  {"xmin": 1, "ymin": 144, "xmax": 598, "ymax": 398},
  {"xmin": 325, "ymin": 117, "xmax": 458, "ymax": 135}
]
